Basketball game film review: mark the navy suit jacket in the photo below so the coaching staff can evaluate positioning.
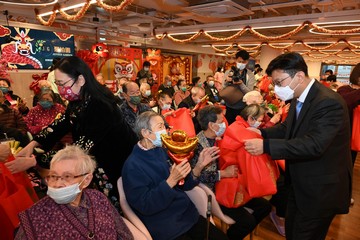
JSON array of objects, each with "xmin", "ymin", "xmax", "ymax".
[{"xmin": 262, "ymin": 80, "xmax": 352, "ymax": 217}]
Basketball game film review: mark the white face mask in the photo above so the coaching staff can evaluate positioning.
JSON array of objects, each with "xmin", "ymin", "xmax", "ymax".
[
  {"xmin": 145, "ymin": 90, "xmax": 151, "ymax": 97},
  {"xmin": 144, "ymin": 67, "xmax": 149, "ymax": 71},
  {"xmin": 162, "ymin": 103, "xmax": 171, "ymax": 110},
  {"xmin": 149, "ymin": 129, "xmax": 167, "ymax": 147},
  {"xmin": 274, "ymin": 76, "xmax": 299, "ymax": 101},
  {"xmin": 47, "ymin": 176, "xmax": 87, "ymax": 204},
  {"xmin": 237, "ymin": 62, "xmax": 246, "ymax": 70},
  {"xmin": 214, "ymin": 122, "xmax": 226, "ymax": 137},
  {"xmin": 208, "ymin": 80, "xmax": 215, "ymax": 87},
  {"xmin": 250, "ymin": 120, "xmax": 262, "ymax": 129}
]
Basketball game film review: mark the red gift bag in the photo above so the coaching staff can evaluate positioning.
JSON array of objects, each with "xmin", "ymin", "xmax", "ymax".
[
  {"xmin": 165, "ymin": 107, "xmax": 196, "ymax": 137},
  {"xmin": 215, "ymin": 173, "xmax": 251, "ymax": 208},
  {"xmin": 243, "ymin": 154, "xmax": 279, "ymax": 198},
  {"xmin": 0, "ymin": 163, "xmax": 37, "ymax": 240},
  {"xmin": 351, "ymin": 106, "xmax": 360, "ymax": 151}
]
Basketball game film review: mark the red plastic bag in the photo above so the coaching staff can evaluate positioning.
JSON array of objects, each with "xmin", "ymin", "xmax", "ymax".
[
  {"xmin": 0, "ymin": 162, "xmax": 37, "ymax": 240},
  {"xmin": 351, "ymin": 106, "xmax": 360, "ymax": 151},
  {"xmin": 165, "ymin": 107, "xmax": 196, "ymax": 137}
]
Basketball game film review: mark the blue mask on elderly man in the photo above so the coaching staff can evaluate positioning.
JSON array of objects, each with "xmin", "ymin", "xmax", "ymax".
[{"xmin": 149, "ymin": 129, "xmax": 167, "ymax": 147}]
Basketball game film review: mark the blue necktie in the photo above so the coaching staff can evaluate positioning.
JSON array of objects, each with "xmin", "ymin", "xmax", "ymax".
[{"xmin": 296, "ymin": 101, "xmax": 303, "ymax": 119}]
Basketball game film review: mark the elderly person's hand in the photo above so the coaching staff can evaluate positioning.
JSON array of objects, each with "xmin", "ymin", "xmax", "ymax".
[
  {"xmin": 163, "ymin": 109, "xmax": 175, "ymax": 118},
  {"xmin": 221, "ymin": 164, "xmax": 238, "ymax": 178},
  {"xmin": 244, "ymin": 139, "xmax": 264, "ymax": 155},
  {"xmin": 166, "ymin": 160, "xmax": 191, "ymax": 188},
  {"xmin": 15, "ymin": 141, "xmax": 40, "ymax": 158},
  {"xmin": 270, "ymin": 113, "xmax": 281, "ymax": 124},
  {"xmin": 192, "ymin": 147, "xmax": 219, "ymax": 178},
  {"xmin": 0, "ymin": 144, "xmax": 11, "ymax": 162},
  {"xmin": 5, "ymin": 155, "xmax": 36, "ymax": 174}
]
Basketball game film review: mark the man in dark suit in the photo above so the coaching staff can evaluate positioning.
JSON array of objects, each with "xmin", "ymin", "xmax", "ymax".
[{"xmin": 244, "ymin": 52, "xmax": 352, "ymax": 240}]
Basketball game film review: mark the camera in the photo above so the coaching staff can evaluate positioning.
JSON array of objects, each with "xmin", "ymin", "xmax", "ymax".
[{"xmin": 230, "ymin": 66, "xmax": 245, "ymax": 82}]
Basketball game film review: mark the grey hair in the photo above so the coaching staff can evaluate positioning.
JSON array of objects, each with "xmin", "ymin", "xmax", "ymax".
[
  {"xmin": 240, "ymin": 104, "xmax": 266, "ymax": 120},
  {"xmin": 134, "ymin": 111, "xmax": 161, "ymax": 140},
  {"xmin": 140, "ymin": 82, "xmax": 150, "ymax": 92},
  {"xmin": 50, "ymin": 145, "xmax": 97, "ymax": 174}
]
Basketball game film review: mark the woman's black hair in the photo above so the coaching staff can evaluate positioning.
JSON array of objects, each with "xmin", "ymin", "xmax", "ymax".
[
  {"xmin": 54, "ymin": 56, "xmax": 116, "ymax": 110},
  {"xmin": 177, "ymin": 79, "xmax": 185, "ymax": 87}
]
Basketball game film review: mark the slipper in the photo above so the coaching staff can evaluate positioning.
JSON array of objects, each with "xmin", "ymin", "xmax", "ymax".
[{"xmin": 270, "ymin": 210, "xmax": 286, "ymax": 237}]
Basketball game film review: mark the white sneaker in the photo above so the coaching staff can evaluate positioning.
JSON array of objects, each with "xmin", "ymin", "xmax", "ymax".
[{"xmin": 351, "ymin": 198, "xmax": 354, "ymax": 205}]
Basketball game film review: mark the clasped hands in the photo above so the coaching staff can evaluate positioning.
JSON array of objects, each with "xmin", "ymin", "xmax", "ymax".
[{"xmin": 5, "ymin": 141, "xmax": 38, "ymax": 174}]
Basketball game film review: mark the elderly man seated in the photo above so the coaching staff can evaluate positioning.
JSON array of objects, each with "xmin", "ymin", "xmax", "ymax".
[{"xmin": 122, "ymin": 111, "xmax": 228, "ymax": 240}]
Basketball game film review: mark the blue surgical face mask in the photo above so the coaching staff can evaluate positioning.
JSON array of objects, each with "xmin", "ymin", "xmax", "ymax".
[
  {"xmin": 39, "ymin": 100, "xmax": 54, "ymax": 109},
  {"xmin": 149, "ymin": 129, "xmax": 167, "ymax": 147},
  {"xmin": 0, "ymin": 87, "xmax": 9, "ymax": 94},
  {"xmin": 47, "ymin": 176, "xmax": 87, "ymax": 204},
  {"xmin": 215, "ymin": 122, "xmax": 226, "ymax": 137}
]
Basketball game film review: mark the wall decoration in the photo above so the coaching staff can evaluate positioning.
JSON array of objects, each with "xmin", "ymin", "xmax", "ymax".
[
  {"xmin": 145, "ymin": 49, "xmax": 162, "ymax": 91},
  {"xmin": 162, "ymin": 55, "xmax": 192, "ymax": 85},
  {"xmin": 0, "ymin": 25, "xmax": 74, "ymax": 69}
]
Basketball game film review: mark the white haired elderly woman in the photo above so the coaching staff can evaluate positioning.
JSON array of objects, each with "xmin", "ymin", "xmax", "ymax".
[
  {"xmin": 122, "ymin": 111, "xmax": 228, "ymax": 240},
  {"xmin": 15, "ymin": 145, "xmax": 133, "ymax": 240}
]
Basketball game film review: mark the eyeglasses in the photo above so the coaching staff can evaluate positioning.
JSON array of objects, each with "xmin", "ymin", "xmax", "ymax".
[
  {"xmin": 272, "ymin": 75, "xmax": 291, "ymax": 87},
  {"xmin": 252, "ymin": 117, "xmax": 263, "ymax": 122},
  {"xmin": 45, "ymin": 173, "xmax": 88, "ymax": 184},
  {"xmin": 54, "ymin": 79, "xmax": 73, "ymax": 87}
]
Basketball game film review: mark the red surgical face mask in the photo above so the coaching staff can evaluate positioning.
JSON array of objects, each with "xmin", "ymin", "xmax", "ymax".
[{"xmin": 58, "ymin": 85, "xmax": 80, "ymax": 101}]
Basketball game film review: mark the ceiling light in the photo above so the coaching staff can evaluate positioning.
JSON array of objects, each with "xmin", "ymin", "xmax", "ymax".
[
  {"xmin": 39, "ymin": 0, "xmax": 96, "ymax": 17},
  {"xmin": 309, "ymin": 24, "xmax": 360, "ymax": 35},
  {"xmin": 0, "ymin": 0, "xmax": 58, "ymax": 6}
]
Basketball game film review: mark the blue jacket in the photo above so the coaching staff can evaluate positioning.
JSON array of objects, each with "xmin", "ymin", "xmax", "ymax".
[{"xmin": 122, "ymin": 144, "xmax": 199, "ymax": 240}]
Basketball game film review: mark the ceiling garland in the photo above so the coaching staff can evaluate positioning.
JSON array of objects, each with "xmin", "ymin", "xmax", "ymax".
[
  {"xmin": 153, "ymin": 21, "xmax": 360, "ymax": 43},
  {"xmin": 35, "ymin": 0, "xmax": 133, "ymax": 26},
  {"xmin": 211, "ymin": 39, "xmax": 360, "ymax": 52}
]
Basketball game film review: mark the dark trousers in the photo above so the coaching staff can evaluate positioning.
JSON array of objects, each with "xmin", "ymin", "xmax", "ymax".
[
  {"xmin": 270, "ymin": 169, "xmax": 289, "ymax": 218},
  {"xmin": 220, "ymin": 198, "xmax": 272, "ymax": 240},
  {"xmin": 286, "ymin": 188, "xmax": 335, "ymax": 240},
  {"xmin": 351, "ymin": 150, "xmax": 358, "ymax": 166},
  {"xmin": 174, "ymin": 215, "xmax": 229, "ymax": 240}
]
